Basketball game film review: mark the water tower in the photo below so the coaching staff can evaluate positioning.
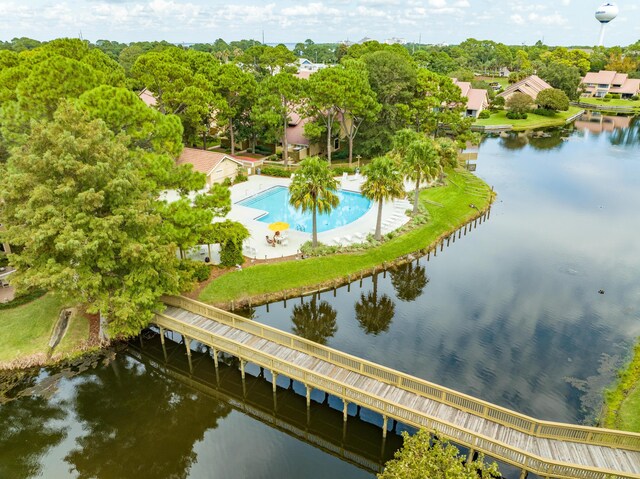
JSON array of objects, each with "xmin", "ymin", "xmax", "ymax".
[{"xmin": 595, "ymin": 2, "xmax": 619, "ymax": 46}]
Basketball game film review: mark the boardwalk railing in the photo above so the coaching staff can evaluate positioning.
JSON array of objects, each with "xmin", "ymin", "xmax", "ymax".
[
  {"xmin": 156, "ymin": 296, "xmax": 640, "ymax": 479},
  {"xmin": 162, "ymin": 295, "xmax": 640, "ymax": 451}
]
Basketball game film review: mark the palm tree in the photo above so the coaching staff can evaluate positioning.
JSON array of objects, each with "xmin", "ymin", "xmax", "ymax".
[
  {"xmin": 291, "ymin": 293, "xmax": 338, "ymax": 345},
  {"xmin": 390, "ymin": 262, "xmax": 429, "ymax": 302},
  {"xmin": 403, "ymin": 137, "xmax": 440, "ymax": 215},
  {"xmin": 361, "ymin": 156, "xmax": 405, "ymax": 241},
  {"xmin": 355, "ymin": 273, "xmax": 395, "ymax": 335},
  {"xmin": 436, "ymin": 137, "xmax": 460, "ymax": 169},
  {"xmin": 289, "ymin": 157, "xmax": 339, "ymax": 248}
]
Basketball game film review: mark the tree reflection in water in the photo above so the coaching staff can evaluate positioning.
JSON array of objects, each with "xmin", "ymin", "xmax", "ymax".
[
  {"xmin": 390, "ymin": 261, "xmax": 429, "ymax": 302},
  {"xmin": 291, "ymin": 293, "xmax": 338, "ymax": 345},
  {"xmin": 65, "ymin": 354, "xmax": 231, "ymax": 479},
  {"xmin": 355, "ymin": 273, "xmax": 395, "ymax": 335},
  {"xmin": 0, "ymin": 376, "xmax": 67, "ymax": 479}
]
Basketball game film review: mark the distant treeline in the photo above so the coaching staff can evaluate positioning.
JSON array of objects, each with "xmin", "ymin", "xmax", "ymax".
[{"xmin": 2, "ymin": 36, "xmax": 639, "ymax": 78}]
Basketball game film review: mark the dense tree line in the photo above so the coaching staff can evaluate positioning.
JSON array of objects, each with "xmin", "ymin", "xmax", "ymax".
[
  {"xmin": 0, "ymin": 39, "xmax": 240, "ymax": 337},
  {"xmin": 2, "ymin": 34, "xmax": 639, "ymax": 336}
]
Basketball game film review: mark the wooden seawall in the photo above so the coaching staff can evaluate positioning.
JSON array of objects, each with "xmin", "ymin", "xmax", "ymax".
[{"xmin": 154, "ymin": 295, "xmax": 640, "ymax": 479}]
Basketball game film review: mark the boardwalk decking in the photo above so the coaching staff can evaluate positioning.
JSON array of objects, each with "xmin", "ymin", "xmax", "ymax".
[{"xmin": 155, "ymin": 297, "xmax": 640, "ymax": 479}]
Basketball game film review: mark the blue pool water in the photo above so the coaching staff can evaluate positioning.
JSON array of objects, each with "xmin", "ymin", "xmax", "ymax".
[{"xmin": 238, "ymin": 186, "xmax": 372, "ymax": 233}]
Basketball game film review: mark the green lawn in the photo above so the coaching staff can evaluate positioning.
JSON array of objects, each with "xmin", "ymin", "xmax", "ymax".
[
  {"xmin": 475, "ymin": 75, "xmax": 509, "ymax": 88},
  {"xmin": 0, "ymin": 294, "xmax": 67, "ymax": 364},
  {"xmin": 54, "ymin": 311, "xmax": 90, "ymax": 359},
  {"xmin": 474, "ymin": 106, "xmax": 583, "ymax": 130},
  {"xmin": 199, "ymin": 169, "xmax": 493, "ymax": 304},
  {"xmin": 578, "ymin": 97, "xmax": 640, "ymax": 109},
  {"xmin": 602, "ymin": 342, "xmax": 640, "ymax": 432},
  {"xmin": 617, "ymin": 385, "xmax": 640, "ymax": 432}
]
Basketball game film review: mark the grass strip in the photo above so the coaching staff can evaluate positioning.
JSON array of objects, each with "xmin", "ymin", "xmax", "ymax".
[
  {"xmin": 199, "ymin": 169, "xmax": 493, "ymax": 305},
  {"xmin": 578, "ymin": 97, "xmax": 640, "ymax": 109},
  {"xmin": 0, "ymin": 294, "xmax": 66, "ymax": 364},
  {"xmin": 53, "ymin": 311, "xmax": 91, "ymax": 360},
  {"xmin": 602, "ymin": 341, "xmax": 640, "ymax": 432},
  {"xmin": 474, "ymin": 106, "xmax": 583, "ymax": 130}
]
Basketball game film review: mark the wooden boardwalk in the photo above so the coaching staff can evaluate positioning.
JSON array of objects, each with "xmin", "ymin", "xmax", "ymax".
[{"xmin": 155, "ymin": 296, "xmax": 640, "ymax": 479}]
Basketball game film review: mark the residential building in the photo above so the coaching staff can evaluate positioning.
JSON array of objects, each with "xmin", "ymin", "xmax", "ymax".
[
  {"xmin": 581, "ymin": 70, "xmax": 640, "ymax": 98},
  {"xmin": 284, "ymin": 111, "xmax": 343, "ymax": 162},
  {"xmin": 297, "ymin": 58, "xmax": 328, "ymax": 73},
  {"xmin": 176, "ymin": 148, "xmax": 245, "ymax": 186},
  {"xmin": 138, "ymin": 88, "xmax": 157, "ymax": 108},
  {"xmin": 497, "ymin": 75, "xmax": 553, "ymax": 102},
  {"xmin": 498, "ymin": 66, "xmax": 511, "ymax": 77},
  {"xmin": 452, "ymin": 79, "xmax": 489, "ymax": 118}
]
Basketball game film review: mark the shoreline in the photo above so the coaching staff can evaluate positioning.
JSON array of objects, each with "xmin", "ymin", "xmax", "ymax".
[
  {"xmin": 197, "ymin": 168, "xmax": 495, "ymax": 309},
  {"xmin": 600, "ymin": 341, "xmax": 640, "ymax": 432}
]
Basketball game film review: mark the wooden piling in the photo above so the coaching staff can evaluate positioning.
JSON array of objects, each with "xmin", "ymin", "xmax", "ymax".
[{"xmin": 212, "ymin": 348, "xmax": 220, "ymax": 367}]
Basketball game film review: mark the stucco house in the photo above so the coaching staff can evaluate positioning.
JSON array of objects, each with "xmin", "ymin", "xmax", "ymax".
[
  {"xmin": 581, "ymin": 71, "xmax": 640, "ymax": 98},
  {"xmin": 138, "ymin": 88, "xmax": 157, "ymax": 108},
  {"xmin": 176, "ymin": 148, "xmax": 244, "ymax": 186},
  {"xmin": 452, "ymin": 79, "xmax": 489, "ymax": 118},
  {"xmin": 497, "ymin": 75, "xmax": 553, "ymax": 102},
  {"xmin": 284, "ymin": 111, "xmax": 343, "ymax": 162}
]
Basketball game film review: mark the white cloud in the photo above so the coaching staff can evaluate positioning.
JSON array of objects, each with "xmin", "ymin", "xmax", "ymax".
[
  {"xmin": 511, "ymin": 14, "xmax": 525, "ymax": 25},
  {"xmin": 528, "ymin": 12, "xmax": 568, "ymax": 26}
]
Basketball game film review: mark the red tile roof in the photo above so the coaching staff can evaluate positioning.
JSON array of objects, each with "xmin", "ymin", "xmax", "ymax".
[{"xmin": 176, "ymin": 148, "xmax": 242, "ymax": 176}]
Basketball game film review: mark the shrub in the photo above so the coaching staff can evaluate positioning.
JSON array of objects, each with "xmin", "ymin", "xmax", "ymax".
[
  {"xmin": 255, "ymin": 145, "xmax": 274, "ymax": 155},
  {"xmin": 219, "ymin": 241, "xmax": 244, "ymax": 266},
  {"xmin": 233, "ymin": 172, "xmax": 248, "ymax": 184},
  {"xmin": 604, "ymin": 93, "xmax": 613, "ymax": 99},
  {"xmin": 331, "ymin": 149, "xmax": 349, "ymax": 160},
  {"xmin": 331, "ymin": 165, "xmax": 356, "ymax": 175},
  {"xmin": 506, "ymin": 111, "xmax": 528, "ymax": 120},
  {"xmin": 0, "ymin": 289, "xmax": 47, "ymax": 310},
  {"xmin": 222, "ymin": 177, "xmax": 232, "ymax": 187},
  {"xmin": 0, "ymin": 255, "xmax": 8, "ymax": 268},
  {"xmin": 478, "ymin": 110, "xmax": 491, "ymax": 119},
  {"xmin": 260, "ymin": 166, "xmax": 293, "ymax": 177},
  {"xmin": 532, "ymin": 108, "xmax": 556, "ymax": 117},
  {"xmin": 610, "ymin": 93, "xmax": 621, "ymax": 99},
  {"xmin": 180, "ymin": 259, "xmax": 212, "ymax": 282},
  {"xmin": 631, "ymin": 95, "xmax": 639, "ymax": 101}
]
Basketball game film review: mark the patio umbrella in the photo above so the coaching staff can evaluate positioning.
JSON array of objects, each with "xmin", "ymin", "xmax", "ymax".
[{"xmin": 268, "ymin": 222, "xmax": 290, "ymax": 232}]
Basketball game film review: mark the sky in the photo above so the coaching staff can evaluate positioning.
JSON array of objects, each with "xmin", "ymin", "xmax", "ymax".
[{"xmin": 0, "ymin": 0, "xmax": 638, "ymax": 47}]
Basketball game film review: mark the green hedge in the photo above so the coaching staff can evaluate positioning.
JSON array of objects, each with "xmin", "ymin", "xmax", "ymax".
[
  {"xmin": 531, "ymin": 108, "xmax": 556, "ymax": 117},
  {"xmin": 259, "ymin": 166, "xmax": 293, "ymax": 177},
  {"xmin": 0, "ymin": 289, "xmax": 47, "ymax": 310},
  {"xmin": 506, "ymin": 111, "xmax": 528, "ymax": 120}
]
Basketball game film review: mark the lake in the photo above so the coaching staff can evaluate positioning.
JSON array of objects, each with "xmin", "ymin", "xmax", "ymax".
[{"xmin": 2, "ymin": 114, "xmax": 639, "ymax": 479}]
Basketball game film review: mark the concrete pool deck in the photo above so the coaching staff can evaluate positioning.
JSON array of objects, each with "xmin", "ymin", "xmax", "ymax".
[{"xmin": 225, "ymin": 174, "xmax": 417, "ymax": 260}]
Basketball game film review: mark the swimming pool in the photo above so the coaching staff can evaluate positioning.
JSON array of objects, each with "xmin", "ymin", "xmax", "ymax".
[{"xmin": 238, "ymin": 186, "xmax": 372, "ymax": 233}]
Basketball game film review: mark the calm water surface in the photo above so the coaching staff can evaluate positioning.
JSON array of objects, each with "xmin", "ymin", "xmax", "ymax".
[{"xmin": 2, "ymin": 115, "xmax": 640, "ymax": 479}]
